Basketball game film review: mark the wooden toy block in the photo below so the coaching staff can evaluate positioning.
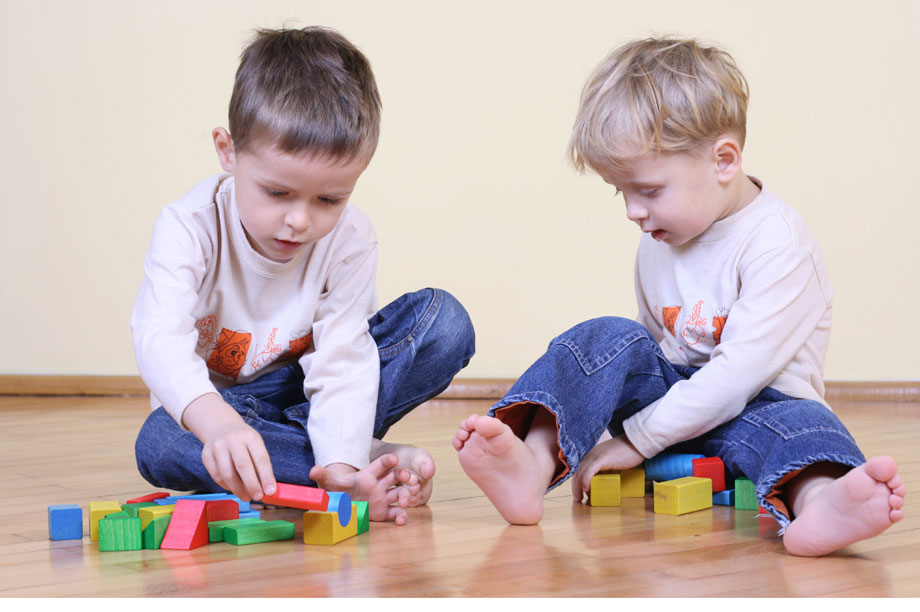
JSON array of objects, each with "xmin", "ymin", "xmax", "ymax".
[
  {"xmin": 645, "ymin": 453, "xmax": 705, "ymax": 482},
  {"xmin": 126, "ymin": 492, "xmax": 170, "ymax": 504},
  {"xmin": 48, "ymin": 504, "xmax": 83, "ymax": 540},
  {"xmin": 692, "ymin": 457, "xmax": 726, "ymax": 492},
  {"xmin": 205, "ymin": 499, "xmax": 239, "ymax": 522},
  {"xmin": 589, "ymin": 473, "xmax": 621, "ymax": 506},
  {"xmin": 99, "ymin": 515, "xmax": 142, "ymax": 551},
  {"xmin": 160, "ymin": 499, "xmax": 209, "ymax": 550},
  {"xmin": 617, "ymin": 468, "xmax": 646, "ymax": 497},
  {"xmin": 223, "ymin": 520, "xmax": 295, "ymax": 546},
  {"xmin": 262, "ymin": 482, "xmax": 329, "ymax": 511},
  {"xmin": 208, "ymin": 517, "xmax": 265, "ymax": 542},
  {"xmin": 734, "ymin": 477, "xmax": 758, "ymax": 511},
  {"xmin": 89, "ymin": 500, "xmax": 124, "ymax": 542},
  {"xmin": 712, "ymin": 489, "xmax": 735, "ymax": 506},
  {"xmin": 104, "ymin": 511, "xmax": 131, "ymax": 520},
  {"xmin": 303, "ymin": 510, "xmax": 357, "ymax": 545},
  {"xmin": 142, "ymin": 514, "xmax": 171, "ymax": 550},
  {"xmin": 155, "ymin": 493, "xmax": 250, "ymax": 512},
  {"xmin": 121, "ymin": 502, "xmax": 159, "ymax": 518},
  {"xmin": 325, "ymin": 491, "xmax": 352, "ymax": 526},
  {"xmin": 653, "ymin": 477, "xmax": 713, "ymax": 515},
  {"xmin": 353, "ymin": 501, "xmax": 369, "ymax": 535},
  {"xmin": 139, "ymin": 504, "xmax": 175, "ymax": 531},
  {"xmin": 238, "ymin": 509, "xmax": 261, "ymax": 520}
]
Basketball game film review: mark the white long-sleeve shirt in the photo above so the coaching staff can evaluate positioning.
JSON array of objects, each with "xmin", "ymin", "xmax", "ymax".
[
  {"xmin": 130, "ymin": 173, "xmax": 380, "ymax": 469},
  {"xmin": 622, "ymin": 181, "xmax": 834, "ymax": 458}
]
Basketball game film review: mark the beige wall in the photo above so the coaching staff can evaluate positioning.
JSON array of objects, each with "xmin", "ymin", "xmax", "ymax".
[{"xmin": 1, "ymin": 0, "xmax": 917, "ymax": 380}]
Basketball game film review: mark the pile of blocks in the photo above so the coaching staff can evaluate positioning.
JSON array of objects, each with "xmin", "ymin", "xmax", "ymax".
[
  {"xmin": 47, "ymin": 482, "xmax": 370, "ymax": 551},
  {"xmin": 588, "ymin": 453, "xmax": 763, "ymax": 516}
]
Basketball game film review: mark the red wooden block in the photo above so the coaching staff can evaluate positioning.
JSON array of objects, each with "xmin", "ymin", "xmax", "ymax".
[
  {"xmin": 160, "ymin": 499, "xmax": 209, "ymax": 550},
  {"xmin": 261, "ymin": 483, "xmax": 329, "ymax": 511},
  {"xmin": 692, "ymin": 457, "xmax": 726, "ymax": 492},
  {"xmin": 126, "ymin": 492, "xmax": 170, "ymax": 504},
  {"xmin": 206, "ymin": 499, "xmax": 239, "ymax": 522}
]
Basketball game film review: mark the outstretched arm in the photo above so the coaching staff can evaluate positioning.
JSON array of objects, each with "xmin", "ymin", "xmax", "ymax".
[
  {"xmin": 309, "ymin": 453, "xmax": 414, "ymax": 525},
  {"xmin": 570, "ymin": 434, "xmax": 644, "ymax": 503}
]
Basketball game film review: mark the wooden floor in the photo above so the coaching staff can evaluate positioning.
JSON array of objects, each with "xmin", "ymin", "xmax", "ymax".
[{"xmin": 0, "ymin": 394, "xmax": 918, "ymax": 598}]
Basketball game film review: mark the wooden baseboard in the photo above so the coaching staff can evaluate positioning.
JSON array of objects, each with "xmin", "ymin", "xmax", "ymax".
[{"xmin": 0, "ymin": 375, "xmax": 917, "ymax": 403}]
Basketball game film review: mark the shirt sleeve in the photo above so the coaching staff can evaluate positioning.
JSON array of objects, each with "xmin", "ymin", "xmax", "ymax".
[
  {"xmin": 130, "ymin": 206, "xmax": 218, "ymax": 427},
  {"xmin": 623, "ymin": 244, "xmax": 831, "ymax": 458},
  {"xmin": 300, "ymin": 243, "xmax": 380, "ymax": 470}
]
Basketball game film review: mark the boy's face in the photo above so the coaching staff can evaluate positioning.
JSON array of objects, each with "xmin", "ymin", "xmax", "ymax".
[
  {"xmin": 597, "ymin": 148, "xmax": 741, "ymax": 246},
  {"xmin": 215, "ymin": 131, "xmax": 368, "ymax": 262}
]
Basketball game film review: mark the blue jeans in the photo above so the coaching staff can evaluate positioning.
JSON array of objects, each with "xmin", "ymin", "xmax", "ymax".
[
  {"xmin": 135, "ymin": 288, "xmax": 475, "ymax": 492},
  {"xmin": 488, "ymin": 317, "xmax": 865, "ymax": 530}
]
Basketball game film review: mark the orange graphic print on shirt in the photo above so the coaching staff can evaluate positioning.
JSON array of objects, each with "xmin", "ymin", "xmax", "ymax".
[
  {"xmin": 206, "ymin": 328, "xmax": 252, "ymax": 381},
  {"xmin": 251, "ymin": 327, "xmax": 283, "ymax": 371},
  {"xmin": 281, "ymin": 332, "xmax": 313, "ymax": 360},
  {"xmin": 680, "ymin": 300, "xmax": 707, "ymax": 346},
  {"xmin": 712, "ymin": 315, "xmax": 727, "ymax": 345},
  {"xmin": 195, "ymin": 315, "xmax": 217, "ymax": 349},
  {"xmin": 662, "ymin": 306, "xmax": 681, "ymax": 337}
]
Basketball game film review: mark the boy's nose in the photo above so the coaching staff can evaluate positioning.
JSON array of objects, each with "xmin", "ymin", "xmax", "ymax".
[
  {"xmin": 625, "ymin": 201, "xmax": 647, "ymax": 222},
  {"xmin": 285, "ymin": 204, "xmax": 311, "ymax": 232}
]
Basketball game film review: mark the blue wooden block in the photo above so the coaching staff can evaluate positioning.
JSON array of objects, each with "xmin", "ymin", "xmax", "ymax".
[
  {"xmin": 238, "ymin": 509, "xmax": 262, "ymax": 519},
  {"xmin": 48, "ymin": 504, "xmax": 83, "ymax": 540},
  {"xmin": 712, "ymin": 489, "xmax": 735, "ymax": 506},
  {"xmin": 325, "ymin": 492, "xmax": 352, "ymax": 527},
  {"xmin": 154, "ymin": 493, "xmax": 250, "ymax": 512},
  {"xmin": 644, "ymin": 453, "xmax": 705, "ymax": 482}
]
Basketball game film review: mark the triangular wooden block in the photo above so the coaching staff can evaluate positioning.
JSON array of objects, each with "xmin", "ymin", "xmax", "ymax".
[{"xmin": 160, "ymin": 499, "xmax": 208, "ymax": 550}]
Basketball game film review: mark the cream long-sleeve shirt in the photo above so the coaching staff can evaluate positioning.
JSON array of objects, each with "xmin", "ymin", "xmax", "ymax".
[
  {"xmin": 622, "ymin": 181, "xmax": 834, "ymax": 459},
  {"xmin": 130, "ymin": 173, "xmax": 380, "ymax": 470}
]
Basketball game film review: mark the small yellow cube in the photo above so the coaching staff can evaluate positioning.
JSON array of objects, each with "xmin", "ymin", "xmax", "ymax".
[
  {"xmin": 589, "ymin": 473, "xmax": 621, "ymax": 506},
  {"xmin": 618, "ymin": 468, "xmax": 646, "ymax": 497},
  {"xmin": 138, "ymin": 504, "xmax": 176, "ymax": 531},
  {"xmin": 88, "ymin": 501, "xmax": 123, "ymax": 542},
  {"xmin": 653, "ymin": 476, "xmax": 712, "ymax": 515},
  {"xmin": 303, "ymin": 510, "xmax": 357, "ymax": 545}
]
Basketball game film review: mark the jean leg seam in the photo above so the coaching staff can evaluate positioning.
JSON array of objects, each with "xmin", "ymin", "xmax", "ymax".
[{"xmin": 377, "ymin": 288, "xmax": 442, "ymax": 359}]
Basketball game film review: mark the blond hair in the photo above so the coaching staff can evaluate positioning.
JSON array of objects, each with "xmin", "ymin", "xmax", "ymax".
[
  {"xmin": 229, "ymin": 26, "xmax": 381, "ymax": 161},
  {"xmin": 569, "ymin": 37, "xmax": 749, "ymax": 173}
]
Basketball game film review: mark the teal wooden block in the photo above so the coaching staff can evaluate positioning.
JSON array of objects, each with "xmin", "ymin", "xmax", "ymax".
[
  {"xmin": 48, "ymin": 504, "xmax": 83, "ymax": 540},
  {"xmin": 734, "ymin": 477, "xmax": 758, "ymax": 510},
  {"xmin": 208, "ymin": 517, "xmax": 264, "ymax": 542},
  {"xmin": 142, "ymin": 515, "xmax": 171, "ymax": 550},
  {"xmin": 99, "ymin": 516, "xmax": 142, "ymax": 551},
  {"xmin": 223, "ymin": 520, "xmax": 295, "ymax": 546}
]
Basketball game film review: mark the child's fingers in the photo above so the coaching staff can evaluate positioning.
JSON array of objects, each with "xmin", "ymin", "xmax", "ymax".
[
  {"xmin": 247, "ymin": 440, "xmax": 276, "ymax": 497},
  {"xmin": 229, "ymin": 444, "xmax": 265, "ymax": 502}
]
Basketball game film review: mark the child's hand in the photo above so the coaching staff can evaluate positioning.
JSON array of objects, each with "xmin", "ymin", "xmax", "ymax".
[
  {"xmin": 182, "ymin": 393, "xmax": 277, "ymax": 502},
  {"xmin": 309, "ymin": 454, "xmax": 413, "ymax": 525},
  {"xmin": 571, "ymin": 434, "xmax": 645, "ymax": 503}
]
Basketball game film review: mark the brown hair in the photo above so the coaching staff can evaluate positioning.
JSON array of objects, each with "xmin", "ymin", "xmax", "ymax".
[
  {"xmin": 569, "ymin": 37, "xmax": 750, "ymax": 173},
  {"xmin": 228, "ymin": 26, "xmax": 381, "ymax": 161}
]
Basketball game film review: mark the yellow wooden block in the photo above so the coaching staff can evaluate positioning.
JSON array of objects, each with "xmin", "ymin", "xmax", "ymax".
[
  {"xmin": 617, "ymin": 468, "xmax": 646, "ymax": 497},
  {"xmin": 303, "ymin": 510, "xmax": 357, "ymax": 545},
  {"xmin": 653, "ymin": 476, "xmax": 713, "ymax": 515},
  {"xmin": 89, "ymin": 501, "xmax": 123, "ymax": 542},
  {"xmin": 589, "ymin": 473, "xmax": 621, "ymax": 506},
  {"xmin": 139, "ymin": 504, "xmax": 176, "ymax": 531}
]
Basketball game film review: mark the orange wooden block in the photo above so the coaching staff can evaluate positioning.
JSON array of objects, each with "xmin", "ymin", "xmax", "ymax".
[{"xmin": 160, "ymin": 499, "xmax": 208, "ymax": 550}]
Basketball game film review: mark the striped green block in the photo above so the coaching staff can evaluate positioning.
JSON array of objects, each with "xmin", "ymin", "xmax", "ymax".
[
  {"xmin": 142, "ymin": 515, "xmax": 171, "ymax": 550},
  {"xmin": 734, "ymin": 477, "xmax": 758, "ymax": 511},
  {"xmin": 99, "ymin": 516, "xmax": 142, "ymax": 551},
  {"xmin": 354, "ymin": 501, "xmax": 369, "ymax": 535},
  {"xmin": 223, "ymin": 520, "xmax": 295, "ymax": 546},
  {"xmin": 208, "ymin": 517, "xmax": 264, "ymax": 542}
]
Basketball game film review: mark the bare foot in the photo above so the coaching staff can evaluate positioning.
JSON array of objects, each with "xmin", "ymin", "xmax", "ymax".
[
  {"xmin": 453, "ymin": 414, "xmax": 552, "ymax": 525},
  {"xmin": 782, "ymin": 456, "xmax": 906, "ymax": 556},
  {"xmin": 309, "ymin": 454, "xmax": 412, "ymax": 525},
  {"xmin": 372, "ymin": 439, "xmax": 436, "ymax": 506}
]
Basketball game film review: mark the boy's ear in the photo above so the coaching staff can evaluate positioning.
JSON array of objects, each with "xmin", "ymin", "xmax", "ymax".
[
  {"xmin": 212, "ymin": 127, "xmax": 236, "ymax": 172},
  {"xmin": 711, "ymin": 136, "xmax": 743, "ymax": 184}
]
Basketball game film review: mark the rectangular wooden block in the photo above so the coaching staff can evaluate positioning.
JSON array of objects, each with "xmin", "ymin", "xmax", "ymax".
[
  {"xmin": 238, "ymin": 509, "xmax": 261, "ymax": 520},
  {"xmin": 712, "ymin": 489, "xmax": 735, "ymax": 506},
  {"xmin": 139, "ymin": 504, "xmax": 175, "ymax": 531},
  {"xmin": 262, "ymin": 483, "xmax": 329, "ymax": 511},
  {"xmin": 617, "ymin": 468, "xmax": 646, "ymax": 497},
  {"xmin": 653, "ymin": 476, "xmax": 713, "ymax": 515},
  {"xmin": 208, "ymin": 517, "xmax": 264, "ymax": 543},
  {"xmin": 353, "ymin": 501, "xmax": 369, "ymax": 535},
  {"xmin": 121, "ymin": 502, "xmax": 159, "ymax": 518},
  {"xmin": 692, "ymin": 457, "xmax": 726, "ymax": 492},
  {"xmin": 734, "ymin": 477, "xmax": 758, "ymax": 511},
  {"xmin": 155, "ymin": 493, "xmax": 250, "ymax": 512},
  {"xmin": 160, "ymin": 499, "xmax": 209, "ymax": 550},
  {"xmin": 89, "ymin": 500, "xmax": 123, "ymax": 542},
  {"xmin": 143, "ymin": 515, "xmax": 171, "ymax": 550},
  {"xmin": 205, "ymin": 499, "xmax": 239, "ymax": 523},
  {"xmin": 99, "ymin": 515, "xmax": 142, "ymax": 551},
  {"xmin": 303, "ymin": 510, "xmax": 357, "ymax": 545},
  {"xmin": 589, "ymin": 473, "xmax": 621, "ymax": 506},
  {"xmin": 126, "ymin": 492, "xmax": 170, "ymax": 504},
  {"xmin": 223, "ymin": 520, "xmax": 295, "ymax": 546},
  {"xmin": 48, "ymin": 504, "xmax": 83, "ymax": 540},
  {"xmin": 645, "ymin": 453, "xmax": 704, "ymax": 482}
]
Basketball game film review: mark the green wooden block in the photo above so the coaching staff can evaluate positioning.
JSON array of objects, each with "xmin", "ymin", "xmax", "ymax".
[
  {"xmin": 734, "ymin": 477, "xmax": 758, "ymax": 510},
  {"xmin": 354, "ymin": 501, "xmax": 369, "ymax": 535},
  {"xmin": 208, "ymin": 517, "xmax": 264, "ymax": 542},
  {"xmin": 99, "ymin": 516, "xmax": 142, "ymax": 551},
  {"xmin": 121, "ymin": 502, "xmax": 159, "ymax": 518},
  {"xmin": 223, "ymin": 520, "xmax": 295, "ymax": 546},
  {"xmin": 104, "ymin": 510, "xmax": 131, "ymax": 520},
  {"xmin": 142, "ymin": 514, "xmax": 171, "ymax": 550}
]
